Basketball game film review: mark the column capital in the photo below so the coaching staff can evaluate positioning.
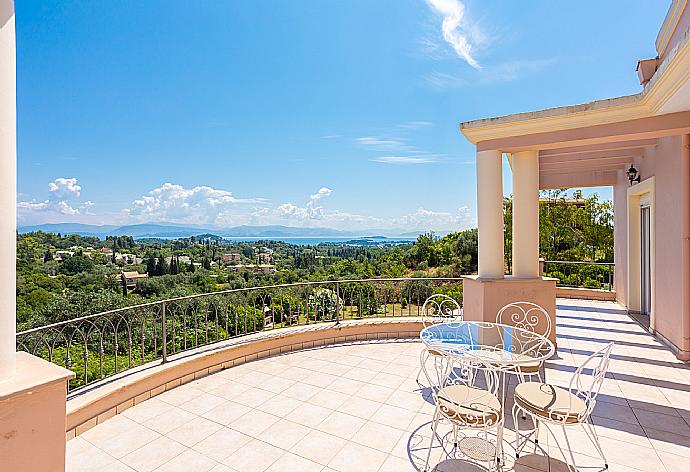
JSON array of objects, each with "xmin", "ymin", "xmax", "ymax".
[{"xmin": 477, "ymin": 149, "xmax": 503, "ymax": 158}]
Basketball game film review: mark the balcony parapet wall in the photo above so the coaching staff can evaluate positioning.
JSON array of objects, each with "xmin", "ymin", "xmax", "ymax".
[{"xmin": 65, "ymin": 318, "xmax": 424, "ymax": 440}]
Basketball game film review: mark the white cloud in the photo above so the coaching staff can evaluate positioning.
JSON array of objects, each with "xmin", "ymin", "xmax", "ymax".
[
  {"xmin": 371, "ymin": 155, "xmax": 440, "ymax": 165},
  {"xmin": 355, "ymin": 136, "xmax": 415, "ymax": 152},
  {"xmin": 126, "ymin": 182, "xmax": 267, "ymax": 225},
  {"xmin": 395, "ymin": 206, "xmax": 473, "ymax": 230},
  {"xmin": 425, "ymin": 71, "xmax": 468, "ymax": 90},
  {"xmin": 17, "ymin": 177, "xmax": 93, "ymax": 224},
  {"xmin": 276, "ymin": 187, "xmax": 335, "ymax": 222},
  {"xmin": 425, "ymin": 58, "xmax": 555, "ymax": 90},
  {"xmin": 17, "ymin": 179, "xmax": 476, "ymax": 234},
  {"xmin": 485, "ymin": 58, "xmax": 556, "ymax": 83},
  {"xmin": 425, "ymin": 0, "xmax": 481, "ymax": 69},
  {"xmin": 310, "ymin": 187, "xmax": 333, "ymax": 201},
  {"xmin": 357, "ymin": 129, "xmax": 442, "ymax": 165},
  {"xmin": 48, "ymin": 177, "xmax": 81, "ymax": 198},
  {"xmin": 272, "ymin": 187, "xmax": 473, "ymax": 233},
  {"xmin": 398, "ymin": 121, "xmax": 434, "ymax": 129},
  {"xmin": 277, "ymin": 202, "xmax": 309, "ymax": 220}
]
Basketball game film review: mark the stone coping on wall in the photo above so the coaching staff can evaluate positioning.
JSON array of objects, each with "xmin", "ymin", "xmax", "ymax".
[
  {"xmin": 555, "ymin": 286, "xmax": 617, "ymax": 301},
  {"xmin": 65, "ymin": 317, "xmax": 425, "ymax": 440},
  {"xmin": 0, "ymin": 351, "xmax": 74, "ymax": 401}
]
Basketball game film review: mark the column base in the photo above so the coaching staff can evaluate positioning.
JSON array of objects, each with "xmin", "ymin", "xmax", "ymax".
[
  {"xmin": 0, "ymin": 352, "xmax": 74, "ymax": 472},
  {"xmin": 462, "ymin": 275, "xmax": 557, "ymax": 344}
]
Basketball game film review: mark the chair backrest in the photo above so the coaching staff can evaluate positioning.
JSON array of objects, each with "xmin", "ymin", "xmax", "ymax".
[
  {"xmin": 421, "ymin": 294, "xmax": 463, "ymax": 328},
  {"xmin": 422, "ymin": 347, "xmax": 501, "ymax": 428},
  {"xmin": 571, "ymin": 342, "xmax": 614, "ymax": 421},
  {"xmin": 496, "ymin": 301, "xmax": 552, "ymax": 339}
]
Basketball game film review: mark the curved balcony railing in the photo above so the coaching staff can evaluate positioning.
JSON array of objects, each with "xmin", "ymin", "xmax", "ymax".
[{"xmin": 16, "ymin": 277, "xmax": 463, "ymax": 392}]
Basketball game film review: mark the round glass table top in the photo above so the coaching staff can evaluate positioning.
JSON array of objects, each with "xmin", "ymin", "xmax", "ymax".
[{"xmin": 420, "ymin": 321, "xmax": 555, "ymax": 366}]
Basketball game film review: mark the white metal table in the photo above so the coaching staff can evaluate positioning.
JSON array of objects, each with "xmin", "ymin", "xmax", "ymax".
[{"xmin": 420, "ymin": 320, "xmax": 555, "ymax": 370}]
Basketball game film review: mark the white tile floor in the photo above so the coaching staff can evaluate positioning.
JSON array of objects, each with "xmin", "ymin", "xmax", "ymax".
[{"xmin": 67, "ymin": 300, "xmax": 690, "ymax": 471}]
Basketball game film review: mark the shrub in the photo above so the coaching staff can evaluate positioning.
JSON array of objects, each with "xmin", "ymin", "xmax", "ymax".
[
  {"xmin": 583, "ymin": 278, "xmax": 601, "ymax": 289},
  {"xmin": 309, "ymin": 288, "xmax": 343, "ymax": 321}
]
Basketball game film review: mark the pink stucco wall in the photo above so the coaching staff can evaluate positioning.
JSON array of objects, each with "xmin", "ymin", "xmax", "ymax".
[
  {"xmin": 616, "ymin": 135, "xmax": 689, "ymax": 357},
  {"xmin": 646, "ymin": 136, "xmax": 687, "ymax": 354},
  {"xmin": 613, "ymin": 172, "xmax": 628, "ymax": 306}
]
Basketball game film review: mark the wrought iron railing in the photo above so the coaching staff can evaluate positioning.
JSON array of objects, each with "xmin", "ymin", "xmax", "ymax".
[
  {"xmin": 16, "ymin": 277, "xmax": 463, "ymax": 392},
  {"xmin": 543, "ymin": 261, "xmax": 614, "ymax": 291}
]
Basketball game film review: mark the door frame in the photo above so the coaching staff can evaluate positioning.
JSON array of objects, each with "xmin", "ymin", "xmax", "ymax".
[{"xmin": 627, "ymin": 177, "xmax": 656, "ymax": 330}]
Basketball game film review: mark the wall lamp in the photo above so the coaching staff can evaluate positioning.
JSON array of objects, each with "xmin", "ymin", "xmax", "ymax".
[{"xmin": 627, "ymin": 164, "xmax": 641, "ymax": 186}]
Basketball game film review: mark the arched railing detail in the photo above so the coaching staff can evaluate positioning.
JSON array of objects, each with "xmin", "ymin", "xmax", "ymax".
[{"xmin": 16, "ymin": 277, "xmax": 463, "ymax": 393}]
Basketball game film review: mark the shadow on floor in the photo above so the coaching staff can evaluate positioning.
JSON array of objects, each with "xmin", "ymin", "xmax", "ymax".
[
  {"xmin": 566, "ymin": 346, "xmax": 690, "ymax": 370},
  {"xmin": 556, "ymin": 304, "xmax": 628, "ymax": 315},
  {"xmin": 555, "ymin": 313, "xmax": 638, "ymax": 325},
  {"xmin": 556, "ymin": 322, "xmax": 647, "ymax": 336},
  {"xmin": 556, "ymin": 333, "xmax": 666, "ymax": 350}
]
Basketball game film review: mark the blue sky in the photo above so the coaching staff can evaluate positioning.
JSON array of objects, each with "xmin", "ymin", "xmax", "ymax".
[{"xmin": 16, "ymin": 1, "xmax": 666, "ymax": 231}]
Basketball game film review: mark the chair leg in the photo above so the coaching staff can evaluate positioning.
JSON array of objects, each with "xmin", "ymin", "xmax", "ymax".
[
  {"xmin": 496, "ymin": 421, "xmax": 504, "ymax": 466},
  {"xmin": 501, "ymin": 371, "xmax": 507, "ymax": 407},
  {"xmin": 512, "ymin": 403, "xmax": 522, "ymax": 458},
  {"xmin": 417, "ymin": 350, "xmax": 427, "ymax": 385},
  {"xmin": 560, "ymin": 425, "xmax": 579, "ymax": 472},
  {"xmin": 517, "ymin": 373, "xmax": 527, "ymax": 420},
  {"xmin": 424, "ymin": 407, "xmax": 441, "ymax": 472},
  {"xmin": 582, "ymin": 419, "xmax": 609, "ymax": 469}
]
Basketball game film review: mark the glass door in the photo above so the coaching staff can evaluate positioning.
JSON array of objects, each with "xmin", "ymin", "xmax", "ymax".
[{"xmin": 640, "ymin": 206, "xmax": 651, "ymax": 316}]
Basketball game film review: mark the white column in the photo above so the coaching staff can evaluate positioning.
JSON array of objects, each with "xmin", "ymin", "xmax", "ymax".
[
  {"xmin": 512, "ymin": 150, "xmax": 540, "ymax": 278},
  {"xmin": 476, "ymin": 149, "xmax": 505, "ymax": 279},
  {"xmin": 0, "ymin": 0, "xmax": 16, "ymax": 381}
]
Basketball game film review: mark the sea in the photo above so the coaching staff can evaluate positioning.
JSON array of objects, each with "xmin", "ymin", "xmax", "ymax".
[{"xmin": 220, "ymin": 237, "xmax": 417, "ymax": 246}]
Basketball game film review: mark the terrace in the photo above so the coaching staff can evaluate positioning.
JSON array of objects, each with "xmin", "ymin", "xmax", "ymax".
[
  {"xmin": 63, "ymin": 298, "xmax": 690, "ymax": 472},
  {"xmin": 3, "ymin": 1, "xmax": 690, "ymax": 471}
]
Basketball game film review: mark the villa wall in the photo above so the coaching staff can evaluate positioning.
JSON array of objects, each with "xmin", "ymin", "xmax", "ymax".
[
  {"xmin": 614, "ymin": 172, "xmax": 629, "ymax": 306},
  {"xmin": 643, "ymin": 135, "xmax": 687, "ymax": 352},
  {"xmin": 612, "ymin": 134, "xmax": 690, "ymax": 358},
  {"xmin": 614, "ymin": 135, "xmax": 688, "ymax": 357}
]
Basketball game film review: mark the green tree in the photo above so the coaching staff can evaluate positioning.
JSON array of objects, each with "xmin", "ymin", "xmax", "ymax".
[
  {"xmin": 59, "ymin": 255, "xmax": 95, "ymax": 275},
  {"xmin": 155, "ymin": 254, "xmax": 169, "ymax": 276},
  {"xmin": 145, "ymin": 256, "xmax": 156, "ymax": 275}
]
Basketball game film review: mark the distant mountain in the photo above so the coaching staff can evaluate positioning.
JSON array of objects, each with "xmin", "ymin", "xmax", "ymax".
[
  {"xmin": 397, "ymin": 231, "xmax": 423, "ymax": 238},
  {"xmin": 18, "ymin": 222, "xmax": 389, "ymax": 239},
  {"xmin": 217, "ymin": 225, "xmax": 355, "ymax": 238},
  {"xmin": 17, "ymin": 222, "xmax": 449, "ymax": 239},
  {"xmin": 108, "ymin": 224, "xmax": 211, "ymax": 238},
  {"xmin": 18, "ymin": 223, "xmax": 119, "ymax": 236},
  {"xmin": 18, "ymin": 223, "xmax": 209, "ymax": 238}
]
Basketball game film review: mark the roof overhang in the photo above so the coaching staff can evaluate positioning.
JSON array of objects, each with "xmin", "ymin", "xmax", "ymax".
[
  {"xmin": 656, "ymin": 0, "xmax": 688, "ymax": 59},
  {"xmin": 460, "ymin": 24, "xmax": 690, "ymax": 149}
]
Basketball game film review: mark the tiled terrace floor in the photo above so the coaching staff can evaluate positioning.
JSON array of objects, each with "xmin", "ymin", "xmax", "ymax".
[{"xmin": 67, "ymin": 299, "xmax": 690, "ymax": 472}]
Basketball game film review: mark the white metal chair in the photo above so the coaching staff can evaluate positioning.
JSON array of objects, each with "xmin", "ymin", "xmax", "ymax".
[
  {"xmin": 496, "ymin": 302, "xmax": 552, "ymax": 382},
  {"xmin": 422, "ymin": 346, "xmax": 504, "ymax": 471},
  {"xmin": 512, "ymin": 342, "xmax": 614, "ymax": 471},
  {"xmin": 416, "ymin": 294, "xmax": 463, "ymax": 385}
]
